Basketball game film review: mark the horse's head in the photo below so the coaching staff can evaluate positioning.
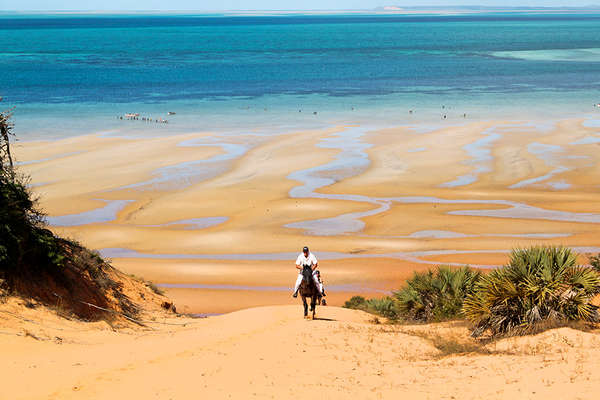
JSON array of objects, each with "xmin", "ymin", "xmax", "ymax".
[{"xmin": 302, "ymin": 265, "xmax": 312, "ymax": 283}]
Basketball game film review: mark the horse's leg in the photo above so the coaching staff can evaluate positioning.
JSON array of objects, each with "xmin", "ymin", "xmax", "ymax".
[
  {"xmin": 311, "ymin": 295, "xmax": 316, "ymax": 319},
  {"xmin": 302, "ymin": 296, "xmax": 308, "ymax": 317}
]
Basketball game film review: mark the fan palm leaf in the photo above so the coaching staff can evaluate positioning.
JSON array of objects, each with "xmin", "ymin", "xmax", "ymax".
[{"xmin": 394, "ymin": 265, "xmax": 481, "ymax": 322}]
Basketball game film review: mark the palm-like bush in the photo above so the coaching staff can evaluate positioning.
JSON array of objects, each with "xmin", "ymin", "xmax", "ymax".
[
  {"xmin": 463, "ymin": 246, "xmax": 600, "ymax": 337},
  {"xmin": 394, "ymin": 266, "xmax": 481, "ymax": 322}
]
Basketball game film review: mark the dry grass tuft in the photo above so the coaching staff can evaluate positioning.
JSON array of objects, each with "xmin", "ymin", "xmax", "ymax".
[
  {"xmin": 128, "ymin": 274, "xmax": 164, "ymax": 296},
  {"xmin": 402, "ymin": 325, "xmax": 491, "ymax": 357}
]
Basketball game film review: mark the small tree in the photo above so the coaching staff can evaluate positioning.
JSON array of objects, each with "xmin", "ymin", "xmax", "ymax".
[
  {"xmin": 0, "ymin": 101, "xmax": 61, "ymax": 275},
  {"xmin": 0, "ymin": 101, "xmax": 15, "ymax": 179}
]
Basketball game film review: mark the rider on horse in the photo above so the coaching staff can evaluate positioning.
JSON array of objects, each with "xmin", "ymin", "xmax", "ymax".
[{"xmin": 293, "ymin": 246, "xmax": 325, "ymax": 298}]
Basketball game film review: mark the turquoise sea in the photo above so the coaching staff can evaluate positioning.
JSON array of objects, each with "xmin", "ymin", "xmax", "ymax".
[{"xmin": 1, "ymin": 12, "xmax": 600, "ymax": 138}]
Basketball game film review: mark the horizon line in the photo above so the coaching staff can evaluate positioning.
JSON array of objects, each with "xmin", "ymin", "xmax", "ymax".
[{"xmin": 2, "ymin": 5, "xmax": 600, "ymax": 13}]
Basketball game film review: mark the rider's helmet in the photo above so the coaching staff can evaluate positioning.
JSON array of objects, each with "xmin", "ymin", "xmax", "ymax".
[{"xmin": 302, "ymin": 246, "xmax": 309, "ymax": 254}]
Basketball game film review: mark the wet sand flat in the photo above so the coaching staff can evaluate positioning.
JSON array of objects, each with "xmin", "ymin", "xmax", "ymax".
[{"xmin": 15, "ymin": 119, "xmax": 600, "ymax": 313}]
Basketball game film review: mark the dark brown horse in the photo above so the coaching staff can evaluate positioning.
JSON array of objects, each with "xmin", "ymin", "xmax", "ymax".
[{"xmin": 298, "ymin": 265, "xmax": 321, "ymax": 319}]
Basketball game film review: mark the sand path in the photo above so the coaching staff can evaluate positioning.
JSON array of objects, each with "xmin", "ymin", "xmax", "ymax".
[{"xmin": 3, "ymin": 305, "xmax": 600, "ymax": 399}]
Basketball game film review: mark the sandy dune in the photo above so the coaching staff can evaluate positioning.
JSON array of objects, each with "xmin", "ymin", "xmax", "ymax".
[{"xmin": 2, "ymin": 304, "xmax": 600, "ymax": 399}]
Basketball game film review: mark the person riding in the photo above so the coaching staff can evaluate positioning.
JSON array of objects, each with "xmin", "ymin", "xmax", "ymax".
[{"xmin": 292, "ymin": 246, "xmax": 325, "ymax": 298}]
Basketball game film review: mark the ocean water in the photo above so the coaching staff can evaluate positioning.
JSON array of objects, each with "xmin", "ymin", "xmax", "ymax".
[{"xmin": 1, "ymin": 12, "xmax": 600, "ymax": 138}]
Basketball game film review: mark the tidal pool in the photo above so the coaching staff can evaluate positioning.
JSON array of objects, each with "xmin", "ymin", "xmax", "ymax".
[{"xmin": 46, "ymin": 199, "xmax": 133, "ymax": 226}]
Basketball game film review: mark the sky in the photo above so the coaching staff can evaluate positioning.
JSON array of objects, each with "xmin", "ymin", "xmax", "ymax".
[{"xmin": 0, "ymin": 0, "xmax": 596, "ymax": 11}]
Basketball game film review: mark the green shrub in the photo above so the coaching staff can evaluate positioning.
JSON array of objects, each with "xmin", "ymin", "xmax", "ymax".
[
  {"xmin": 343, "ymin": 295, "xmax": 367, "ymax": 310},
  {"xmin": 0, "ymin": 106, "xmax": 72, "ymax": 278},
  {"xmin": 365, "ymin": 296, "xmax": 399, "ymax": 320},
  {"xmin": 394, "ymin": 266, "xmax": 481, "ymax": 322},
  {"xmin": 463, "ymin": 246, "xmax": 600, "ymax": 337},
  {"xmin": 343, "ymin": 266, "xmax": 480, "ymax": 322},
  {"xmin": 0, "ymin": 176, "xmax": 64, "ymax": 273},
  {"xmin": 343, "ymin": 295, "xmax": 399, "ymax": 320}
]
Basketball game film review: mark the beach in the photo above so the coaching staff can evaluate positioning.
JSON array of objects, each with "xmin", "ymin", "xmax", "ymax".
[
  {"xmin": 14, "ymin": 118, "xmax": 600, "ymax": 313},
  {"xmin": 4, "ymin": 11, "xmax": 600, "ymax": 400}
]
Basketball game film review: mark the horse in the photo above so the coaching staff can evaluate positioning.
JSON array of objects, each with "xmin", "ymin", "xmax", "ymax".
[{"xmin": 298, "ymin": 265, "xmax": 321, "ymax": 319}]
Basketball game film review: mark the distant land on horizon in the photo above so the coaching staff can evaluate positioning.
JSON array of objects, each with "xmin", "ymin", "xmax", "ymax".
[{"xmin": 377, "ymin": 4, "xmax": 600, "ymax": 10}]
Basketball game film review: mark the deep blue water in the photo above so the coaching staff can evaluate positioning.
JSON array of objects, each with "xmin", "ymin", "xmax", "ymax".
[{"xmin": 1, "ymin": 13, "xmax": 600, "ymax": 137}]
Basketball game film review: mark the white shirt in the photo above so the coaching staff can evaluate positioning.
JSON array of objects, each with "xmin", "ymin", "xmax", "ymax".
[{"xmin": 296, "ymin": 252, "xmax": 318, "ymax": 268}]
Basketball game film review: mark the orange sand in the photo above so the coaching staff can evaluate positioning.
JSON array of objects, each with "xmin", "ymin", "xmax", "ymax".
[{"xmin": 2, "ymin": 304, "xmax": 600, "ymax": 399}]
